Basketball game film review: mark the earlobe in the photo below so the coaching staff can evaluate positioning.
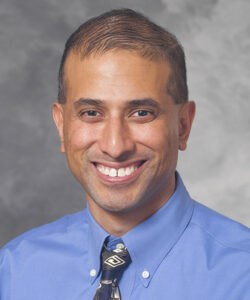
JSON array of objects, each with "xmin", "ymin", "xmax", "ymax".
[
  {"xmin": 178, "ymin": 101, "xmax": 196, "ymax": 151},
  {"xmin": 52, "ymin": 103, "xmax": 65, "ymax": 153}
]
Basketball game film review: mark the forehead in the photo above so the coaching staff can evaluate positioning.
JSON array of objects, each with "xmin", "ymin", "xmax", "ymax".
[{"xmin": 64, "ymin": 50, "xmax": 172, "ymax": 103}]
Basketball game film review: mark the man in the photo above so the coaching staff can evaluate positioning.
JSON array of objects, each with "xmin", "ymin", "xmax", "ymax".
[{"xmin": 0, "ymin": 8, "xmax": 249, "ymax": 299}]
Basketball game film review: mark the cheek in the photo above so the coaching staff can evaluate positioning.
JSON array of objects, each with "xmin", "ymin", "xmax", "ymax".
[
  {"xmin": 133, "ymin": 121, "xmax": 176, "ymax": 150},
  {"xmin": 66, "ymin": 122, "xmax": 97, "ymax": 152}
]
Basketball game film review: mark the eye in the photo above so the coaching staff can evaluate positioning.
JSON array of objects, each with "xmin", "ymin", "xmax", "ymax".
[
  {"xmin": 77, "ymin": 109, "xmax": 103, "ymax": 122},
  {"xmin": 129, "ymin": 109, "xmax": 156, "ymax": 123},
  {"xmin": 132, "ymin": 110, "xmax": 151, "ymax": 117},
  {"xmin": 79, "ymin": 110, "xmax": 100, "ymax": 117}
]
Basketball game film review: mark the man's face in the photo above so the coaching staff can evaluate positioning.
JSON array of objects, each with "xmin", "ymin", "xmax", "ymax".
[{"xmin": 53, "ymin": 50, "xmax": 194, "ymax": 221}]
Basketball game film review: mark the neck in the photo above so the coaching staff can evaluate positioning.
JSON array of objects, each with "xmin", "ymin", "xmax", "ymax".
[{"xmin": 88, "ymin": 176, "xmax": 176, "ymax": 236}]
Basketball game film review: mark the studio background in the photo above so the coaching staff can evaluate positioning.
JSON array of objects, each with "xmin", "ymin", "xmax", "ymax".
[{"xmin": 0, "ymin": 0, "xmax": 249, "ymax": 247}]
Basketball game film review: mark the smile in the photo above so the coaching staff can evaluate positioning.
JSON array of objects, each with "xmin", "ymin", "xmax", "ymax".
[
  {"xmin": 97, "ymin": 164, "xmax": 138, "ymax": 177},
  {"xmin": 92, "ymin": 161, "xmax": 146, "ymax": 183}
]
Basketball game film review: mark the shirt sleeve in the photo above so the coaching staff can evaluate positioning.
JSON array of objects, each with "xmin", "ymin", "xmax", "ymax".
[{"xmin": 0, "ymin": 247, "xmax": 11, "ymax": 299}]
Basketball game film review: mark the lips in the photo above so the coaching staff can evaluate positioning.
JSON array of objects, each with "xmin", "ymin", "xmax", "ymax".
[{"xmin": 92, "ymin": 160, "xmax": 146, "ymax": 183}]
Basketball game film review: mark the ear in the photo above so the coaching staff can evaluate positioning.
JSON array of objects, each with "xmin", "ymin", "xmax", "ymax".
[
  {"xmin": 178, "ymin": 101, "xmax": 196, "ymax": 151},
  {"xmin": 52, "ymin": 102, "xmax": 65, "ymax": 153}
]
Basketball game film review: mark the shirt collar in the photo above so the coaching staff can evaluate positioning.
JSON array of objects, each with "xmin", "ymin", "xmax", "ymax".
[
  {"xmin": 87, "ymin": 172, "xmax": 194, "ymax": 286},
  {"xmin": 87, "ymin": 206, "xmax": 109, "ymax": 284},
  {"xmin": 122, "ymin": 172, "xmax": 194, "ymax": 287}
]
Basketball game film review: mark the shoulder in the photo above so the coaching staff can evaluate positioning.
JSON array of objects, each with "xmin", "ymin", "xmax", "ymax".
[
  {"xmin": 0, "ymin": 210, "xmax": 89, "ymax": 298},
  {"xmin": 191, "ymin": 201, "xmax": 250, "ymax": 254},
  {"xmin": 0, "ymin": 209, "xmax": 88, "ymax": 256}
]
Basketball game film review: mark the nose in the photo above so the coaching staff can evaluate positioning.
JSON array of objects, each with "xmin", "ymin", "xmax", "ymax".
[{"xmin": 98, "ymin": 117, "xmax": 135, "ymax": 160}]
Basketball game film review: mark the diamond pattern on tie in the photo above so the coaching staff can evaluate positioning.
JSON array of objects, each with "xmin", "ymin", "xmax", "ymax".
[{"xmin": 104, "ymin": 255, "xmax": 125, "ymax": 268}]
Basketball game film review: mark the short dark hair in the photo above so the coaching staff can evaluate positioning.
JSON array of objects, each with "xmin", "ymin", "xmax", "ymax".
[{"xmin": 58, "ymin": 8, "xmax": 188, "ymax": 104}]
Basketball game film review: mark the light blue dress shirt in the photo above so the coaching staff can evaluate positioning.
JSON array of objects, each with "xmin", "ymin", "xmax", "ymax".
[{"xmin": 1, "ymin": 174, "xmax": 250, "ymax": 299}]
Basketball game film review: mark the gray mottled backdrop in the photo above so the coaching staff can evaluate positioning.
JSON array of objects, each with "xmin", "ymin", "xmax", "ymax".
[{"xmin": 0, "ymin": 0, "xmax": 249, "ymax": 247}]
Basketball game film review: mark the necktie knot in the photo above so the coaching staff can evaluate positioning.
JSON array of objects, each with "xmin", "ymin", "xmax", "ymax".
[
  {"xmin": 101, "ymin": 247, "xmax": 131, "ymax": 281},
  {"xmin": 93, "ymin": 241, "xmax": 131, "ymax": 300}
]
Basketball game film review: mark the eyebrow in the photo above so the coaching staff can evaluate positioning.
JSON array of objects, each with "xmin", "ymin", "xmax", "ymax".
[
  {"xmin": 127, "ymin": 98, "xmax": 160, "ymax": 108},
  {"xmin": 74, "ymin": 98, "xmax": 104, "ymax": 109},
  {"xmin": 73, "ymin": 97, "xmax": 160, "ymax": 109}
]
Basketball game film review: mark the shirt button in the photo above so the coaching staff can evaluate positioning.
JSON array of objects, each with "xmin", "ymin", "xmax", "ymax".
[
  {"xmin": 116, "ymin": 243, "xmax": 125, "ymax": 249},
  {"xmin": 142, "ymin": 270, "xmax": 150, "ymax": 279},
  {"xmin": 90, "ymin": 269, "xmax": 96, "ymax": 277}
]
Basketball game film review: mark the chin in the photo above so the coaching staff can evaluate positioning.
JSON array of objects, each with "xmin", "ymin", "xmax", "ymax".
[
  {"xmin": 88, "ymin": 191, "xmax": 135, "ymax": 212},
  {"xmin": 98, "ymin": 194, "xmax": 148, "ymax": 214},
  {"xmin": 99, "ymin": 202, "xmax": 135, "ymax": 214}
]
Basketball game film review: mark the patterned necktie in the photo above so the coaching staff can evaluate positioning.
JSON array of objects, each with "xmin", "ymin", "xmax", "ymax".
[{"xmin": 93, "ymin": 243, "xmax": 131, "ymax": 300}]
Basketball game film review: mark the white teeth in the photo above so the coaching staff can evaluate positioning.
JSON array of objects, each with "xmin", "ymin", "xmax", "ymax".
[
  {"xmin": 109, "ymin": 168, "xmax": 117, "ymax": 177},
  {"xmin": 118, "ymin": 168, "xmax": 125, "ymax": 177},
  {"xmin": 97, "ymin": 164, "xmax": 139, "ymax": 177},
  {"xmin": 97, "ymin": 165, "xmax": 102, "ymax": 172},
  {"xmin": 125, "ymin": 167, "xmax": 131, "ymax": 176}
]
